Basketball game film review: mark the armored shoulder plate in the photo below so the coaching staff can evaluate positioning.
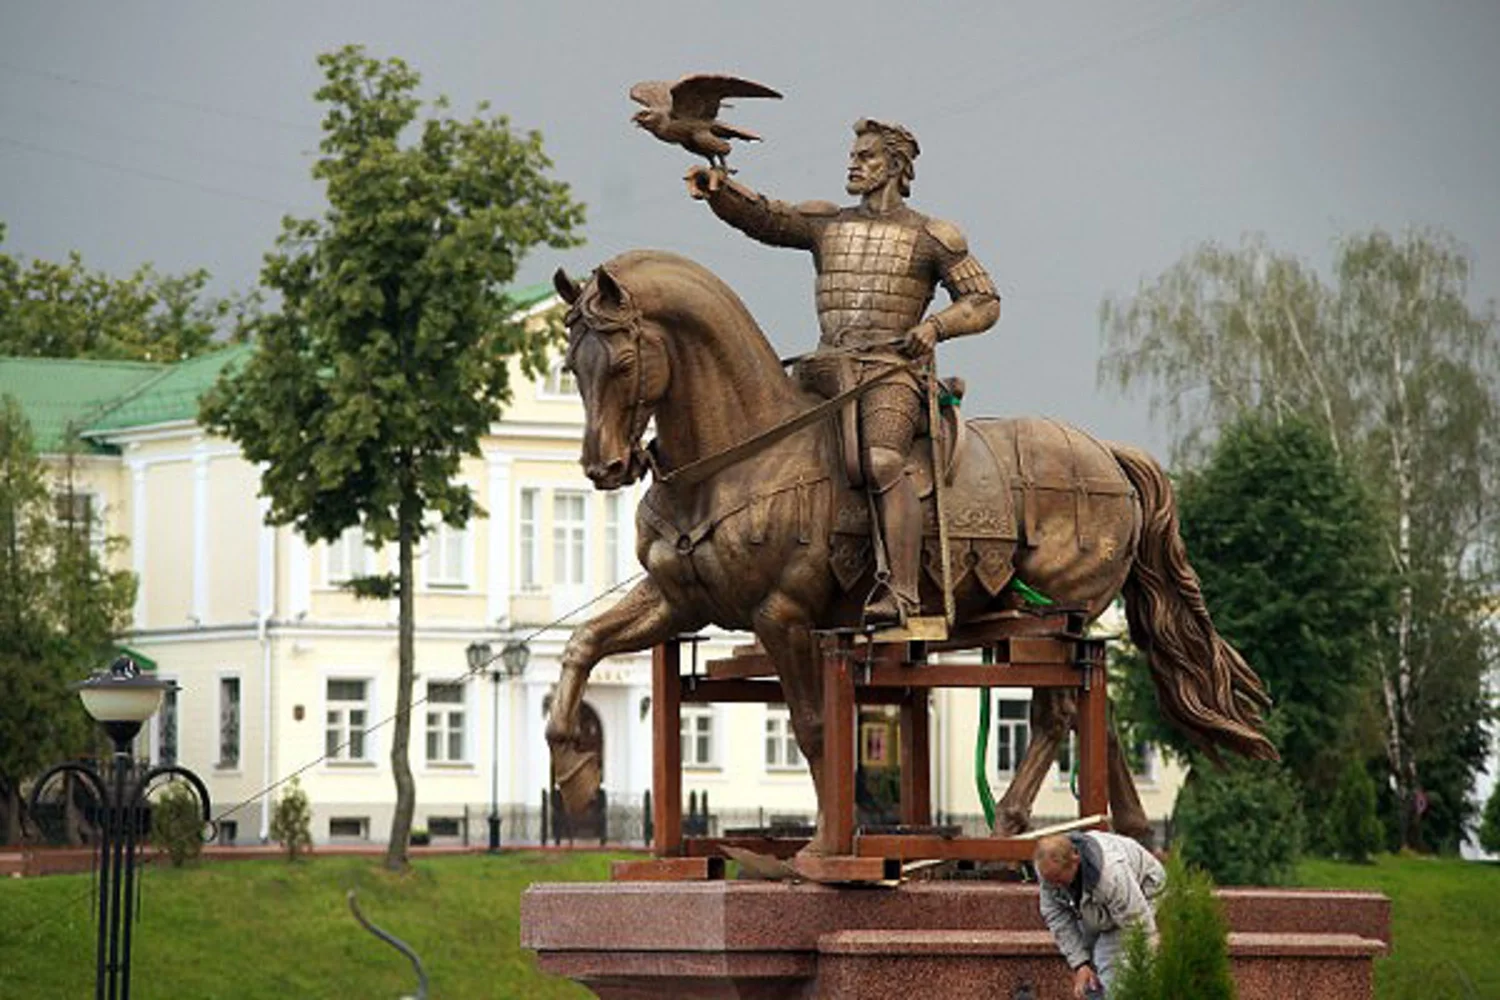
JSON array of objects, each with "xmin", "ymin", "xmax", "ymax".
[
  {"xmin": 795, "ymin": 199, "xmax": 841, "ymax": 217},
  {"xmin": 925, "ymin": 217, "xmax": 968, "ymax": 255}
]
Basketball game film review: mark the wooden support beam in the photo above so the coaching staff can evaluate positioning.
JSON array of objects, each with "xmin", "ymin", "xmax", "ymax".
[
  {"xmin": 823, "ymin": 638, "xmax": 857, "ymax": 855},
  {"xmin": 652, "ymin": 641, "xmax": 682, "ymax": 858},
  {"xmin": 792, "ymin": 854, "xmax": 901, "ymax": 884},
  {"xmin": 680, "ymin": 678, "xmax": 908, "ymax": 705},
  {"xmin": 899, "ymin": 691, "xmax": 932, "ymax": 826},
  {"xmin": 705, "ymin": 653, "xmax": 776, "ymax": 680},
  {"xmin": 857, "ymin": 662, "xmax": 1083, "ymax": 689},
  {"xmin": 611, "ymin": 856, "xmax": 725, "ymax": 882},
  {"xmin": 1076, "ymin": 645, "xmax": 1109, "ymax": 821},
  {"xmin": 854, "ymin": 834, "xmax": 1040, "ymax": 863},
  {"xmin": 683, "ymin": 836, "xmax": 810, "ymax": 860}
]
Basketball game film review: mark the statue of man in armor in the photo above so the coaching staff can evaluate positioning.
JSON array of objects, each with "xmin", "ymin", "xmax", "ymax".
[{"xmin": 686, "ymin": 119, "xmax": 1001, "ymax": 626}]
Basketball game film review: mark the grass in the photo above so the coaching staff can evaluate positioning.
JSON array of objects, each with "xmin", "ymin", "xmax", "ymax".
[
  {"xmin": 5, "ymin": 849, "xmax": 1494, "ymax": 998},
  {"xmin": 0, "ymin": 851, "xmax": 626, "ymax": 1000},
  {"xmin": 1297, "ymin": 853, "xmax": 1500, "ymax": 1000}
]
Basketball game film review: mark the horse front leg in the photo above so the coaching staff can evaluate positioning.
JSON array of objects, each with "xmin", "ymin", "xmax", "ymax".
[
  {"xmin": 753, "ymin": 591, "xmax": 832, "ymax": 855},
  {"xmin": 996, "ymin": 688, "xmax": 1075, "ymax": 836},
  {"xmin": 545, "ymin": 577, "xmax": 687, "ymax": 815}
]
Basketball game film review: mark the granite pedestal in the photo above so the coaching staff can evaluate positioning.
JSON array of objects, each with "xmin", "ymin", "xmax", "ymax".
[{"xmin": 521, "ymin": 881, "xmax": 1389, "ymax": 999}]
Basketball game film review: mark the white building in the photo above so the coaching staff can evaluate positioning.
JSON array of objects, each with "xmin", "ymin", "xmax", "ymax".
[{"xmin": 3, "ymin": 288, "xmax": 1183, "ymax": 845}]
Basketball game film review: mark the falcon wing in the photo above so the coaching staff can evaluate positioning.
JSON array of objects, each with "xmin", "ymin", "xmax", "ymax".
[
  {"xmin": 629, "ymin": 80, "xmax": 674, "ymax": 110},
  {"xmin": 669, "ymin": 74, "xmax": 782, "ymax": 121}
]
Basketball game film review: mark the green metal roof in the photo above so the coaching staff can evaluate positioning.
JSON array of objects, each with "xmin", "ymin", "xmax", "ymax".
[
  {"xmin": 2, "ymin": 282, "xmax": 558, "ymax": 448},
  {"xmin": 85, "ymin": 342, "xmax": 253, "ymax": 435},
  {"xmin": 0, "ymin": 357, "xmax": 166, "ymax": 452}
]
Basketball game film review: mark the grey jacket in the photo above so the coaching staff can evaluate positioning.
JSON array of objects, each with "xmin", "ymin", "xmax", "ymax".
[{"xmin": 1037, "ymin": 831, "xmax": 1167, "ymax": 971}]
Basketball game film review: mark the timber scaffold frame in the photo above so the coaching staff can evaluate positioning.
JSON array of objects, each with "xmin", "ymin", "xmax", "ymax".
[{"xmin": 614, "ymin": 608, "xmax": 1111, "ymax": 883}]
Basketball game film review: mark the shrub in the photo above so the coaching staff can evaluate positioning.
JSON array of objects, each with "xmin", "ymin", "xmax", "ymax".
[
  {"xmin": 1173, "ymin": 759, "xmax": 1303, "ymax": 885},
  {"xmin": 1100, "ymin": 855, "xmax": 1237, "ymax": 999},
  {"xmin": 270, "ymin": 777, "xmax": 313, "ymax": 860},
  {"xmin": 1480, "ymin": 779, "xmax": 1500, "ymax": 855},
  {"xmin": 1328, "ymin": 757, "xmax": 1384, "ymax": 863},
  {"xmin": 150, "ymin": 781, "xmax": 205, "ymax": 867}
]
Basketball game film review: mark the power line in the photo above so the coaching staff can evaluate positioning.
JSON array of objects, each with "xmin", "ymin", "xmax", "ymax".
[
  {"xmin": 0, "ymin": 60, "xmax": 320, "ymax": 135},
  {"xmin": 0, "ymin": 133, "xmax": 318, "ymax": 214}
]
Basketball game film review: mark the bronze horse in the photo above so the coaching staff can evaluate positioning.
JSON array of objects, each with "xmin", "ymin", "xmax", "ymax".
[{"xmin": 545, "ymin": 249, "xmax": 1274, "ymax": 855}]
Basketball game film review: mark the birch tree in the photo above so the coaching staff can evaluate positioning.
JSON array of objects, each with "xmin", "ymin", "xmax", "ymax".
[{"xmin": 1101, "ymin": 229, "xmax": 1499, "ymax": 849}]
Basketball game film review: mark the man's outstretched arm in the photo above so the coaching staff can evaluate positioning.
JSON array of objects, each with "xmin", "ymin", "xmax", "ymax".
[{"xmin": 686, "ymin": 166, "xmax": 822, "ymax": 250}]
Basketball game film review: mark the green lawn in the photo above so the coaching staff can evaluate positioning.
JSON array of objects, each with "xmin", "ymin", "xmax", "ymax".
[
  {"xmin": 1297, "ymin": 853, "xmax": 1500, "ymax": 1000},
  {"xmin": 0, "ymin": 851, "xmax": 626, "ymax": 1000},
  {"xmin": 4, "ymin": 850, "xmax": 1493, "ymax": 999}
]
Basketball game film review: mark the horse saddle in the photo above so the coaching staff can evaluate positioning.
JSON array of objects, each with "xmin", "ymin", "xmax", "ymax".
[{"xmin": 829, "ymin": 417, "xmax": 1135, "ymax": 597}]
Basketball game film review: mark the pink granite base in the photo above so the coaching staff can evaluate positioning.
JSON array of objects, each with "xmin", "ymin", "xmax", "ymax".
[{"xmin": 521, "ymin": 882, "xmax": 1389, "ymax": 999}]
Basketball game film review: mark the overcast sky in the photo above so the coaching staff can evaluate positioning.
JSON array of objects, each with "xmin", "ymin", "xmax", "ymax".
[{"xmin": 2, "ymin": 0, "xmax": 1497, "ymax": 455}]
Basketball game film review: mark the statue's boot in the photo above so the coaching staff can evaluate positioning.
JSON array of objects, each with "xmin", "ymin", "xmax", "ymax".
[
  {"xmin": 552, "ymin": 742, "xmax": 602, "ymax": 817},
  {"xmin": 864, "ymin": 472, "xmax": 922, "ymax": 628}
]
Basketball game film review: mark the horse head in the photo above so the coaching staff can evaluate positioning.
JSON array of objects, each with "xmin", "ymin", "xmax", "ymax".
[{"xmin": 554, "ymin": 264, "xmax": 671, "ymax": 491}]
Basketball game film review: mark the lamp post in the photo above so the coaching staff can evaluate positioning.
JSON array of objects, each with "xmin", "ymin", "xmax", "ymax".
[
  {"xmin": 469, "ymin": 638, "xmax": 529, "ymax": 852},
  {"xmin": 29, "ymin": 655, "xmax": 211, "ymax": 1000}
]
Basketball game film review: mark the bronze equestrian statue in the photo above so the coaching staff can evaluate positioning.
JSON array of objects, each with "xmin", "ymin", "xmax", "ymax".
[{"xmin": 543, "ymin": 110, "xmax": 1276, "ymax": 857}]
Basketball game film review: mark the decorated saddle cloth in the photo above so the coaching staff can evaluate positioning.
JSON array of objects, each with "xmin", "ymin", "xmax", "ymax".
[{"xmin": 829, "ymin": 416, "xmax": 1135, "ymax": 596}]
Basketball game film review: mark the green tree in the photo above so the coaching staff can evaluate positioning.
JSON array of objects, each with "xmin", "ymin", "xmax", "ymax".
[
  {"xmin": 1173, "ymin": 758, "xmax": 1304, "ymax": 886},
  {"xmin": 1327, "ymin": 757, "xmax": 1384, "ymax": 863},
  {"xmin": 1479, "ymin": 778, "xmax": 1500, "ymax": 855},
  {"xmin": 201, "ymin": 46, "xmax": 584, "ymax": 870},
  {"xmin": 1101, "ymin": 229, "xmax": 1500, "ymax": 850},
  {"xmin": 1114, "ymin": 416, "xmax": 1391, "ymax": 842},
  {"xmin": 1107, "ymin": 855, "xmax": 1238, "ymax": 999},
  {"xmin": 150, "ymin": 780, "xmax": 206, "ymax": 867},
  {"xmin": 0, "ymin": 398, "xmax": 136, "ymax": 844},
  {"xmin": 270, "ymin": 777, "xmax": 313, "ymax": 861},
  {"xmin": 0, "ymin": 222, "xmax": 257, "ymax": 361}
]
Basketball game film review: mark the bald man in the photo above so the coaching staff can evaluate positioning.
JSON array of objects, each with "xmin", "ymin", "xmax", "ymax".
[{"xmin": 1034, "ymin": 831, "xmax": 1166, "ymax": 998}]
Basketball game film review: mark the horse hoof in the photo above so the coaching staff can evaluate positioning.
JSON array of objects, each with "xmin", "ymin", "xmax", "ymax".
[{"xmin": 552, "ymin": 745, "xmax": 601, "ymax": 816}]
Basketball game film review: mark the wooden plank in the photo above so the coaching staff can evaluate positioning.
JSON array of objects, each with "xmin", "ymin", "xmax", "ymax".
[
  {"xmin": 1003, "ymin": 636, "xmax": 1076, "ymax": 664},
  {"xmin": 899, "ymin": 691, "xmax": 932, "ymax": 826},
  {"xmin": 858, "ymin": 663, "xmax": 1083, "ymax": 689},
  {"xmin": 823, "ymin": 638, "xmax": 857, "ymax": 855},
  {"xmin": 705, "ymin": 653, "xmax": 776, "ymax": 680},
  {"xmin": 855, "ymin": 834, "xmax": 1042, "ymax": 863},
  {"xmin": 611, "ymin": 856, "xmax": 725, "ymax": 882},
  {"xmin": 791, "ymin": 854, "xmax": 901, "ymax": 884},
  {"xmin": 682, "ymin": 679, "xmax": 786, "ymax": 704},
  {"xmin": 652, "ymin": 642, "xmax": 683, "ymax": 857},
  {"xmin": 1077, "ymin": 651, "xmax": 1109, "ymax": 821},
  {"xmin": 683, "ymin": 836, "xmax": 809, "ymax": 860}
]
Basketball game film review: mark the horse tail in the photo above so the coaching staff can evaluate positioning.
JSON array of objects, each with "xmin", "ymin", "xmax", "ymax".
[{"xmin": 1110, "ymin": 443, "xmax": 1278, "ymax": 762}]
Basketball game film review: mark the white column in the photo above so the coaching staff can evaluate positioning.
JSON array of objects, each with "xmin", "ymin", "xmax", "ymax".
[
  {"xmin": 288, "ymin": 533, "xmax": 311, "ymax": 620},
  {"xmin": 486, "ymin": 452, "xmax": 513, "ymax": 624},
  {"xmin": 130, "ymin": 461, "xmax": 147, "ymax": 627},
  {"xmin": 192, "ymin": 443, "xmax": 209, "ymax": 623}
]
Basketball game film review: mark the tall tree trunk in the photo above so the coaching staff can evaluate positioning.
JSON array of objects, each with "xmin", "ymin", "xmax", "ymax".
[{"xmin": 385, "ymin": 492, "xmax": 418, "ymax": 871}]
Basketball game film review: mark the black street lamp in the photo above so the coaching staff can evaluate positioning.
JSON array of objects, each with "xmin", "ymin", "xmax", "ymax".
[
  {"xmin": 469, "ymin": 639, "xmax": 529, "ymax": 852},
  {"xmin": 30, "ymin": 655, "xmax": 211, "ymax": 1000}
]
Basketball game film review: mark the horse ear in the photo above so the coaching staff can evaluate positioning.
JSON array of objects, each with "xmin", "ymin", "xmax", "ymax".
[
  {"xmin": 594, "ymin": 266, "xmax": 626, "ymax": 309},
  {"xmin": 553, "ymin": 267, "xmax": 581, "ymax": 305}
]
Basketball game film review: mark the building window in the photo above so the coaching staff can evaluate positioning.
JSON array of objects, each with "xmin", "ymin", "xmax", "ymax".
[
  {"xmin": 765, "ymin": 708, "xmax": 803, "ymax": 771},
  {"xmin": 326, "ymin": 679, "xmax": 370, "ymax": 761},
  {"xmin": 552, "ymin": 492, "xmax": 586, "ymax": 588},
  {"xmin": 995, "ymin": 697, "xmax": 1030, "ymax": 774},
  {"xmin": 425, "ymin": 682, "xmax": 467, "ymax": 763},
  {"xmin": 326, "ymin": 525, "xmax": 370, "ymax": 584},
  {"xmin": 542, "ymin": 360, "xmax": 578, "ymax": 397},
  {"xmin": 680, "ymin": 707, "xmax": 716, "ymax": 768},
  {"xmin": 329, "ymin": 817, "xmax": 369, "ymax": 840},
  {"xmin": 427, "ymin": 816, "xmax": 462, "ymax": 838},
  {"xmin": 604, "ymin": 493, "xmax": 621, "ymax": 588},
  {"xmin": 156, "ymin": 685, "xmax": 178, "ymax": 766},
  {"xmin": 1056, "ymin": 733, "xmax": 1076, "ymax": 784},
  {"xmin": 859, "ymin": 721, "xmax": 891, "ymax": 768},
  {"xmin": 53, "ymin": 490, "xmax": 100, "ymax": 554},
  {"xmin": 425, "ymin": 520, "xmax": 470, "ymax": 588},
  {"xmin": 518, "ymin": 488, "xmax": 539, "ymax": 591},
  {"xmin": 219, "ymin": 677, "xmax": 241, "ymax": 768}
]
